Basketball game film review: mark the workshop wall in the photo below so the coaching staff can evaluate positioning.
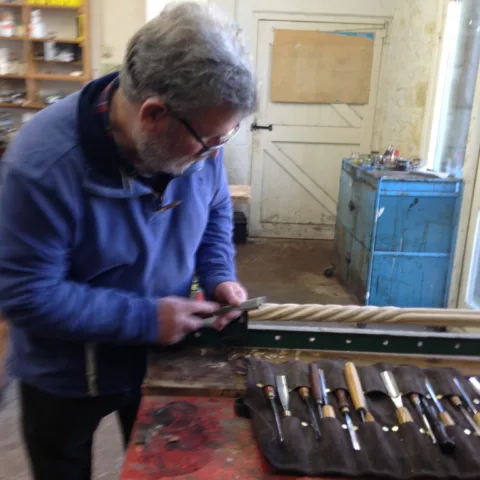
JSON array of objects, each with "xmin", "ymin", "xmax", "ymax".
[
  {"xmin": 372, "ymin": 0, "xmax": 442, "ymax": 158},
  {"xmin": 90, "ymin": 0, "xmax": 147, "ymax": 77}
]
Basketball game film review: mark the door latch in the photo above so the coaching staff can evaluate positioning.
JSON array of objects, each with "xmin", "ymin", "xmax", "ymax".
[{"xmin": 251, "ymin": 122, "xmax": 273, "ymax": 131}]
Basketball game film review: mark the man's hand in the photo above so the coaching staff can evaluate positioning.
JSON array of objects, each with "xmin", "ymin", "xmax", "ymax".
[
  {"xmin": 156, "ymin": 296, "xmax": 219, "ymax": 345},
  {"xmin": 211, "ymin": 281, "xmax": 248, "ymax": 330}
]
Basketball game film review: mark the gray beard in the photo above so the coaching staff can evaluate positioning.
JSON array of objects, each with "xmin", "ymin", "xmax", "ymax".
[{"xmin": 133, "ymin": 130, "xmax": 194, "ymax": 176}]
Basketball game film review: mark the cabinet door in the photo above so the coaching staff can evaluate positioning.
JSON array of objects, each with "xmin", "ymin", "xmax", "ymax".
[
  {"xmin": 369, "ymin": 255, "xmax": 449, "ymax": 307},
  {"xmin": 332, "ymin": 222, "xmax": 353, "ymax": 287},
  {"xmin": 351, "ymin": 179, "xmax": 377, "ymax": 251},
  {"xmin": 336, "ymin": 167, "xmax": 357, "ymax": 232},
  {"xmin": 348, "ymin": 236, "xmax": 370, "ymax": 303},
  {"xmin": 375, "ymin": 195, "xmax": 457, "ymax": 253}
]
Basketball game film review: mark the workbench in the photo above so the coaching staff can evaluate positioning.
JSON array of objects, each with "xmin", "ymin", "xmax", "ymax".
[{"xmin": 120, "ymin": 346, "xmax": 480, "ymax": 479}]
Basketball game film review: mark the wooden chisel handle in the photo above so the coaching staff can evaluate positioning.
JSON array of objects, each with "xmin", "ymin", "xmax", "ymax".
[
  {"xmin": 345, "ymin": 362, "xmax": 367, "ymax": 412},
  {"xmin": 309, "ymin": 363, "xmax": 322, "ymax": 402},
  {"xmin": 335, "ymin": 389, "xmax": 350, "ymax": 411},
  {"xmin": 365, "ymin": 411, "xmax": 375, "ymax": 422},
  {"xmin": 439, "ymin": 410, "xmax": 455, "ymax": 427},
  {"xmin": 322, "ymin": 404, "xmax": 336, "ymax": 418},
  {"xmin": 473, "ymin": 412, "xmax": 480, "ymax": 428},
  {"xmin": 396, "ymin": 406, "xmax": 414, "ymax": 424}
]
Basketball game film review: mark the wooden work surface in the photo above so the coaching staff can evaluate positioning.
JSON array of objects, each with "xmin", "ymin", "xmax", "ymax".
[
  {"xmin": 144, "ymin": 346, "xmax": 480, "ymax": 397},
  {"xmin": 121, "ymin": 395, "xmax": 345, "ymax": 480}
]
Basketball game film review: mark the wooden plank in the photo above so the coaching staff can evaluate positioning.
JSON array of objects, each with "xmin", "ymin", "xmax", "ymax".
[
  {"xmin": 229, "ymin": 185, "xmax": 251, "ymax": 205},
  {"xmin": 271, "ymin": 29, "xmax": 374, "ymax": 104},
  {"xmin": 144, "ymin": 347, "xmax": 480, "ymax": 397}
]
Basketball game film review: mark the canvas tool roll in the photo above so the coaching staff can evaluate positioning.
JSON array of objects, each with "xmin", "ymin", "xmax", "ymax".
[{"xmin": 242, "ymin": 358, "xmax": 480, "ymax": 479}]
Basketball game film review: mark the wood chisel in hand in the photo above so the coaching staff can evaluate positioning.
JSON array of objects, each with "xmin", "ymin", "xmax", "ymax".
[{"xmin": 202, "ymin": 296, "xmax": 267, "ymax": 327}]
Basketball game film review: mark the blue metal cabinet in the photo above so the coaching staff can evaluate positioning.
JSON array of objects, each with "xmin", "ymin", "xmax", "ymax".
[{"xmin": 331, "ymin": 159, "xmax": 463, "ymax": 307}]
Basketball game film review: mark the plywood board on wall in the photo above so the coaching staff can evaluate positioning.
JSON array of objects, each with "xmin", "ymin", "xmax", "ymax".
[{"xmin": 271, "ymin": 29, "xmax": 374, "ymax": 104}]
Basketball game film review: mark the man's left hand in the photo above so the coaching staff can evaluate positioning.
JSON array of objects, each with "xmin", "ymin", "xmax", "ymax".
[{"xmin": 212, "ymin": 281, "xmax": 248, "ymax": 330}]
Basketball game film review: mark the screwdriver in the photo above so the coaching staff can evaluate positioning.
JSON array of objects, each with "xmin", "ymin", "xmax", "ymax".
[
  {"xmin": 424, "ymin": 382, "xmax": 455, "ymax": 454},
  {"xmin": 298, "ymin": 387, "xmax": 322, "ymax": 440},
  {"xmin": 263, "ymin": 385, "xmax": 285, "ymax": 446},
  {"xmin": 345, "ymin": 362, "xmax": 375, "ymax": 423},
  {"xmin": 335, "ymin": 388, "xmax": 360, "ymax": 451}
]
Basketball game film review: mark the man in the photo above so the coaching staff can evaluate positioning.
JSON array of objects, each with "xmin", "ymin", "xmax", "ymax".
[{"xmin": 0, "ymin": 2, "xmax": 257, "ymax": 479}]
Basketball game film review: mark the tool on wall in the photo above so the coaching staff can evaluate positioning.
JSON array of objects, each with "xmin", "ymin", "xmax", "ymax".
[
  {"xmin": 408, "ymin": 393, "xmax": 436, "ymax": 444},
  {"xmin": 335, "ymin": 388, "xmax": 360, "ymax": 451},
  {"xmin": 345, "ymin": 362, "xmax": 374, "ymax": 423},
  {"xmin": 381, "ymin": 371, "xmax": 413, "ymax": 425},
  {"xmin": 424, "ymin": 382, "xmax": 456, "ymax": 454},
  {"xmin": 263, "ymin": 385, "xmax": 285, "ymax": 446}
]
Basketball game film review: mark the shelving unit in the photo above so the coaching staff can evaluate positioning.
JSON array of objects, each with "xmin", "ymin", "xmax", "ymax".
[{"xmin": 0, "ymin": 1, "xmax": 90, "ymax": 110}]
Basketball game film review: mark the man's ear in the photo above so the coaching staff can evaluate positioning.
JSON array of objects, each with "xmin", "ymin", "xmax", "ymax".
[{"xmin": 139, "ymin": 98, "xmax": 168, "ymax": 131}]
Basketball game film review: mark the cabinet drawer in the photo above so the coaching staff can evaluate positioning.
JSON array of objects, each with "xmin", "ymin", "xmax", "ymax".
[
  {"xmin": 369, "ymin": 254, "xmax": 449, "ymax": 307},
  {"xmin": 374, "ymin": 196, "xmax": 457, "ymax": 253}
]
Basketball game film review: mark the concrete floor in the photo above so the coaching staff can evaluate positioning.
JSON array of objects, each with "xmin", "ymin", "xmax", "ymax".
[{"xmin": 0, "ymin": 238, "xmax": 354, "ymax": 480}]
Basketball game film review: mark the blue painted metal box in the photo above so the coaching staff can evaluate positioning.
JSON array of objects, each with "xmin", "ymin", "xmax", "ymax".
[{"xmin": 330, "ymin": 159, "xmax": 463, "ymax": 307}]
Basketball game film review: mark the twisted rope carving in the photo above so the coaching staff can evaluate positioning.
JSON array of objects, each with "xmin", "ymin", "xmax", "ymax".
[{"xmin": 249, "ymin": 304, "xmax": 480, "ymax": 327}]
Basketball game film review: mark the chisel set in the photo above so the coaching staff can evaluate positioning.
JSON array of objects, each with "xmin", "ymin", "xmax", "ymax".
[{"xmin": 243, "ymin": 358, "xmax": 480, "ymax": 479}]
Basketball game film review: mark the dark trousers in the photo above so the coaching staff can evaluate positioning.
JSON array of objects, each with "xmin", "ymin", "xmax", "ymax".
[{"xmin": 20, "ymin": 382, "xmax": 141, "ymax": 480}]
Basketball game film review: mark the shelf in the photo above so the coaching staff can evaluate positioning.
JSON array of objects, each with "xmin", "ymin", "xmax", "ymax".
[
  {"xmin": 0, "ymin": 2, "xmax": 80, "ymax": 9},
  {"xmin": 31, "ymin": 73, "xmax": 84, "ymax": 81},
  {"xmin": 33, "ymin": 57, "xmax": 82, "ymax": 65},
  {"xmin": 0, "ymin": 35, "xmax": 26, "ymax": 41},
  {"xmin": 0, "ymin": 74, "xmax": 26, "ymax": 79},
  {"xmin": 0, "ymin": 101, "xmax": 44, "ymax": 109},
  {"xmin": 31, "ymin": 37, "xmax": 81, "ymax": 44}
]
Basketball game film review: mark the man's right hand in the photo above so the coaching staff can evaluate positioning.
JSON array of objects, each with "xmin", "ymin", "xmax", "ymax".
[{"xmin": 156, "ymin": 296, "xmax": 219, "ymax": 345}]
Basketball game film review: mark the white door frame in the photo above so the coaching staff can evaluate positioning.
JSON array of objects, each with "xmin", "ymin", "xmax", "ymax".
[
  {"xmin": 250, "ymin": 18, "xmax": 386, "ymax": 238},
  {"xmin": 237, "ymin": 0, "xmax": 394, "ymax": 185},
  {"xmin": 452, "ymin": 64, "xmax": 480, "ymax": 308}
]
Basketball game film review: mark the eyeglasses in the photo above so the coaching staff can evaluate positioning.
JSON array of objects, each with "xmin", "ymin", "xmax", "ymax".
[{"xmin": 169, "ymin": 110, "xmax": 239, "ymax": 156}]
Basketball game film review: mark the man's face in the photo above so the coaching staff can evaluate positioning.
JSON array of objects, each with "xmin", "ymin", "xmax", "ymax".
[{"xmin": 132, "ymin": 102, "xmax": 242, "ymax": 176}]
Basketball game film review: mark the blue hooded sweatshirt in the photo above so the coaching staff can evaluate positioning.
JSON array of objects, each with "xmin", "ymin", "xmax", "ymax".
[{"xmin": 0, "ymin": 73, "xmax": 237, "ymax": 397}]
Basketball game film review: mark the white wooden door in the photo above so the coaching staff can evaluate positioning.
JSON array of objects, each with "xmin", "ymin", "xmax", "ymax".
[{"xmin": 248, "ymin": 17, "xmax": 386, "ymax": 239}]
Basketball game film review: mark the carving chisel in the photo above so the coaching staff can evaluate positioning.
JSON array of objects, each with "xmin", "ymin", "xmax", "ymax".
[
  {"xmin": 319, "ymin": 369, "xmax": 336, "ymax": 418},
  {"xmin": 345, "ymin": 362, "xmax": 375, "ymax": 423},
  {"xmin": 335, "ymin": 388, "xmax": 360, "ymax": 451},
  {"xmin": 380, "ymin": 371, "xmax": 413, "ymax": 425},
  {"xmin": 298, "ymin": 387, "xmax": 322, "ymax": 440},
  {"xmin": 424, "ymin": 382, "xmax": 456, "ymax": 454},
  {"xmin": 469, "ymin": 377, "xmax": 480, "ymax": 397},
  {"xmin": 309, "ymin": 364, "xmax": 336, "ymax": 419},
  {"xmin": 453, "ymin": 377, "xmax": 480, "ymax": 430},
  {"xmin": 276, "ymin": 375, "xmax": 291, "ymax": 417},
  {"xmin": 449, "ymin": 394, "xmax": 480, "ymax": 436},
  {"xmin": 408, "ymin": 393, "xmax": 436, "ymax": 444},
  {"xmin": 263, "ymin": 385, "xmax": 285, "ymax": 446},
  {"xmin": 202, "ymin": 296, "xmax": 266, "ymax": 326}
]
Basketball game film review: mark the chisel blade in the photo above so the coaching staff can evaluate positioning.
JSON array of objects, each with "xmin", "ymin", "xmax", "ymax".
[{"xmin": 345, "ymin": 413, "xmax": 360, "ymax": 451}]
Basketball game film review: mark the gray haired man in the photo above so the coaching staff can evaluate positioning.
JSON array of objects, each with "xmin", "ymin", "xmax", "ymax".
[{"xmin": 0, "ymin": 2, "xmax": 257, "ymax": 479}]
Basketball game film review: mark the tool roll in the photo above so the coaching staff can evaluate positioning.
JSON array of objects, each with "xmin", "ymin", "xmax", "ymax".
[{"xmin": 242, "ymin": 358, "xmax": 480, "ymax": 479}]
